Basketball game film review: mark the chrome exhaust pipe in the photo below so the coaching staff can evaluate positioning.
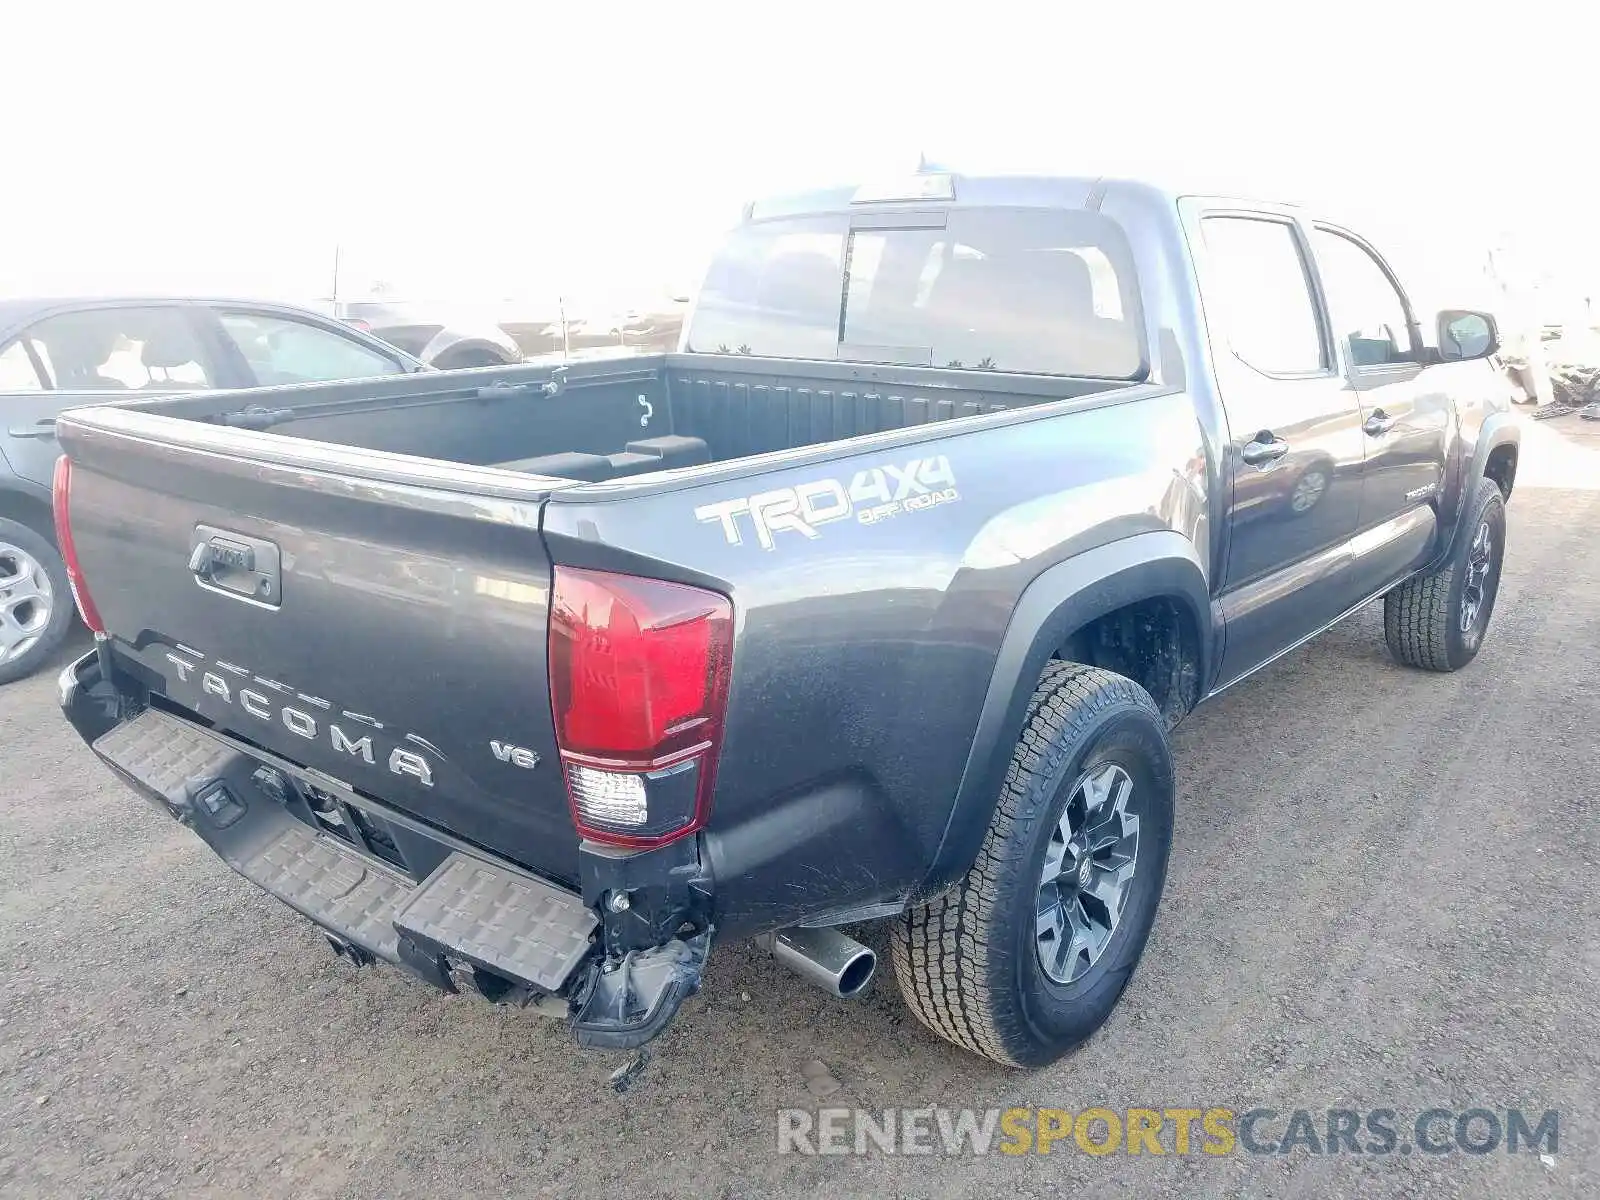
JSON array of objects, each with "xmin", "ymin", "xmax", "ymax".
[{"xmin": 757, "ymin": 927, "xmax": 877, "ymax": 999}]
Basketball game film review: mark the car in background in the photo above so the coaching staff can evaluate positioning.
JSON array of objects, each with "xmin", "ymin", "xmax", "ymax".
[
  {"xmin": 510, "ymin": 296, "xmax": 690, "ymax": 358},
  {"xmin": 333, "ymin": 300, "xmax": 523, "ymax": 369},
  {"xmin": 0, "ymin": 295, "xmax": 429, "ymax": 684}
]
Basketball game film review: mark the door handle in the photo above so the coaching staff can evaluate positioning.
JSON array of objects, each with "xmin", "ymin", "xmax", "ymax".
[
  {"xmin": 1363, "ymin": 410, "xmax": 1397, "ymax": 436},
  {"xmin": 1241, "ymin": 435, "xmax": 1289, "ymax": 466},
  {"xmin": 6, "ymin": 419, "xmax": 57, "ymax": 440}
]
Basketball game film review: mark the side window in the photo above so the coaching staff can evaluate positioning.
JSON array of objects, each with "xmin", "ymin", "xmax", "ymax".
[
  {"xmin": 218, "ymin": 311, "xmax": 405, "ymax": 385},
  {"xmin": 1312, "ymin": 230, "xmax": 1414, "ymax": 367},
  {"xmin": 1200, "ymin": 217, "xmax": 1326, "ymax": 375},
  {"xmin": 0, "ymin": 340, "xmax": 44, "ymax": 391},
  {"xmin": 24, "ymin": 307, "xmax": 215, "ymax": 391}
]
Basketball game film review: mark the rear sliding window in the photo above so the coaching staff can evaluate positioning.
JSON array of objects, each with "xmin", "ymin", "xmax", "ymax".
[{"xmin": 687, "ymin": 206, "xmax": 1144, "ymax": 379}]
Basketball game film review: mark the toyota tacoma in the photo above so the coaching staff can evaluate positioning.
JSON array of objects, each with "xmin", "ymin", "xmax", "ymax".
[{"xmin": 55, "ymin": 173, "xmax": 1519, "ymax": 1066}]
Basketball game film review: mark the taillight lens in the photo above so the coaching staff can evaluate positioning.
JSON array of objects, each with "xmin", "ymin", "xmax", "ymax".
[
  {"xmin": 549, "ymin": 566, "xmax": 732, "ymax": 848},
  {"xmin": 51, "ymin": 455, "xmax": 104, "ymax": 634}
]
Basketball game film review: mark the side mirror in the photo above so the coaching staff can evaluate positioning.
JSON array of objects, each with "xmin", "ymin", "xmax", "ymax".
[{"xmin": 1437, "ymin": 309, "xmax": 1499, "ymax": 362}]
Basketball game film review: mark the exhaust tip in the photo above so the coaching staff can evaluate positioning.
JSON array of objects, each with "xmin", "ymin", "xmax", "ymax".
[
  {"xmin": 835, "ymin": 946, "xmax": 877, "ymax": 999},
  {"xmin": 760, "ymin": 927, "xmax": 878, "ymax": 1000}
]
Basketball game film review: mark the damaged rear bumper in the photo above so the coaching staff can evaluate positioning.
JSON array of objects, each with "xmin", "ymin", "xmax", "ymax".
[{"xmin": 59, "ymin": 649, "xmax": 709, "ymax": 1050}]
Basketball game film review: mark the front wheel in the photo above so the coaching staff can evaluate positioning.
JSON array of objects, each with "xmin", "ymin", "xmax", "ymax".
[
  {"xmin": 1383, "ymin": 476, "xmax": 1507, "ymax": 671},
  {"xmin": 0, "ymin": 518, "xmax": 75, "ymax": 686},
  {"xmin": 891, "ymin": 662, "xmax": 1175, "ymax": 1067}
]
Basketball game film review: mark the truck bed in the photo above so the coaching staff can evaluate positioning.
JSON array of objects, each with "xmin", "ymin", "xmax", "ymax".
[{"xmin": 123, "ymin": 351, "xmax": 1134, "ymax": 485}]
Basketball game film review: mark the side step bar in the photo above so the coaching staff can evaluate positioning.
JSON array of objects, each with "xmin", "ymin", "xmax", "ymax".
[{"xmin": 91, "ymin": 707, "xmax": 598, "ymax": 995}]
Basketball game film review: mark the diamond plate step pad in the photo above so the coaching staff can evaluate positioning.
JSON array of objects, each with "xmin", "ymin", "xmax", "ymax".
[
  {"xmin": 239, "ymin": 823, "xmax": 413, "ymax": 962},
  {"xmin": 92, "ymin": 707, "xmax": 237, "ymax": 803},
  {"xmin": 394, "ymin": 852, "xmax": 597, "ymax": 991}
]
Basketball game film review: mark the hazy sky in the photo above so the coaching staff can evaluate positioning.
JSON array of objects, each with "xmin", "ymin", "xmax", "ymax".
[{"xmin": 5, "ymin": 1, "xmax": 1592, "ymax": 316}]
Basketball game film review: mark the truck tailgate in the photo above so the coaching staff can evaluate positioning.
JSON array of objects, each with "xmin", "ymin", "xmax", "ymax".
[{"xmin": 57, "ymin": 411, "xmax": 579, "ymax": 885}]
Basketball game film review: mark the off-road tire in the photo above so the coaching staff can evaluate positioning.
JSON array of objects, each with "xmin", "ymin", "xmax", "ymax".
[
  {"xmin": 0, "ymin": 518, "xmax": 74, "ymax": 686},
  {"xmin": 891, "ymin": 662, "xmax": 1175, "ymax": 1067},
  {"xmin": 1383, "ymin": 476, "xmax": 1507, "ymax": 671}
]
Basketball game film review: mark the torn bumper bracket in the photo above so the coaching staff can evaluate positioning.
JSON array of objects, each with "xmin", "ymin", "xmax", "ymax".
[{"xmin": 568, "ymin": 928, "xmax": 713, "ymax": 1050}]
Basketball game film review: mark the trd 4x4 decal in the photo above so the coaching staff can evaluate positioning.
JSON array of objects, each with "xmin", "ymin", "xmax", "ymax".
[{"xmin": 695, "ymin": 455, "xmax": 959, "ymax": 550}]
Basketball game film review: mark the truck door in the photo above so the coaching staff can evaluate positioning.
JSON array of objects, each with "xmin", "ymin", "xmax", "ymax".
[
  {"xmin": 1187, "ymin": 209, "xmax": 1368, "ymax": 685},
  {"xmin": 1309, "ymin": 225, "xmax": 1445, "ymax": 594}
]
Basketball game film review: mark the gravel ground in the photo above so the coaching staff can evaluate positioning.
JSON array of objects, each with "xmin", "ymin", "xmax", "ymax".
[{"xmin": 2, "ymin": 421, "xmax": 1597, "ymax": 1199}]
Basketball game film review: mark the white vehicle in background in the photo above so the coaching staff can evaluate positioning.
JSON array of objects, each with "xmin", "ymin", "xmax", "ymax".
[{"xmin": 333, "ymin": 300, "xmax": 524, "ymax": 369}]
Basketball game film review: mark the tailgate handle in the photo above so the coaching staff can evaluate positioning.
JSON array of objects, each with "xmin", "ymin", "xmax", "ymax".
[
  {"xmin": 190, "ymin": 539, "xmax": 254, "ymax": 577},
  {"xmin": 190, "ymin": 526, "xmax": 281, "ymax": 606}
]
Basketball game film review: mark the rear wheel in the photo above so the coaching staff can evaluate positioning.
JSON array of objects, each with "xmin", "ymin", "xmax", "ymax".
[
  {"xmin": 1383, "ymin": 476, "xmax": 1507, "ymax": 671},
  {"xmin": 0, "ymin": 519, "xmax": 74, "ymax": 686},
  {"xmin": 892, "ymin": 662, "xmax": 1174, "ymax": 1066}
]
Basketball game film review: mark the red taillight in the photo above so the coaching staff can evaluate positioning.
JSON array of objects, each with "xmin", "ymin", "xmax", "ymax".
[
  {"xmin": 51, "ymin": 456, "xmax": 104, "ymax": 634},
  {"xmin": 549, "ymin": 566, "xmax": 732, "ymax": 848}
]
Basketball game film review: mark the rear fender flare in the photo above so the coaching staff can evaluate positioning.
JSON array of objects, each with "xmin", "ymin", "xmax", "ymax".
[{"xmin": 919, "ymin": 531, "xmax": 1212, "ymax": 897}]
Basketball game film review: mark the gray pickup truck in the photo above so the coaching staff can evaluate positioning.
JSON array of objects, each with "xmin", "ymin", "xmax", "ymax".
[{"xmin": 55, "ymin": 173, "xmax": 1519, "ymax": 1067}]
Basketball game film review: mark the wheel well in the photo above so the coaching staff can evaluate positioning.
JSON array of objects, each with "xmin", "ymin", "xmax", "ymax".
[
  {"xmin": 432, "ymin": 342, "xmax": 511, "ymax": 369},
  {"xmin": 1485, "ymin": 444, "xmax": 1517, "ymax": 500},
  {"xmin": 1058, "ymin": 596, "xmax": 1202, "ymax": 728},
  {"xmin": 0, "ymin": 490, "xmax": 55, "ymax": 546}
]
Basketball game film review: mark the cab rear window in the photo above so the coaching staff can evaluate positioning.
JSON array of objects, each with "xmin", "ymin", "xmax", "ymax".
[{"xmin": 687, "ymin": 206, "xmax": 1144, "ymax": 379}]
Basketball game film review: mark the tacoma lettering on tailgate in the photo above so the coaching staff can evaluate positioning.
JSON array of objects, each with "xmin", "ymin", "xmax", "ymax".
[{"xmin": 163, "ymin": 650, "xmax": 436, "ymax": 786}]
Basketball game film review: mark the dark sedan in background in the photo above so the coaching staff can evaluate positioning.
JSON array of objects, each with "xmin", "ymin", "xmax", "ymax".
[{"xmin": 0, "ymin": 295, "xmax": 431, "ymax": 684}]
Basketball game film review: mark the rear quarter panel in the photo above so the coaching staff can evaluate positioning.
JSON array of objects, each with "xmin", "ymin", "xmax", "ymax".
[{"xmin": 542, "ymin": 387, "xmax": 1209, "ymax": 934}]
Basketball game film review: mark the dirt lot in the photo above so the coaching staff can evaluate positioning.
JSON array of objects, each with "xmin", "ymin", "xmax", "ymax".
[{"xmin": 2, "ymin": 416, "xmax": 1597, "ymax": 1199}]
